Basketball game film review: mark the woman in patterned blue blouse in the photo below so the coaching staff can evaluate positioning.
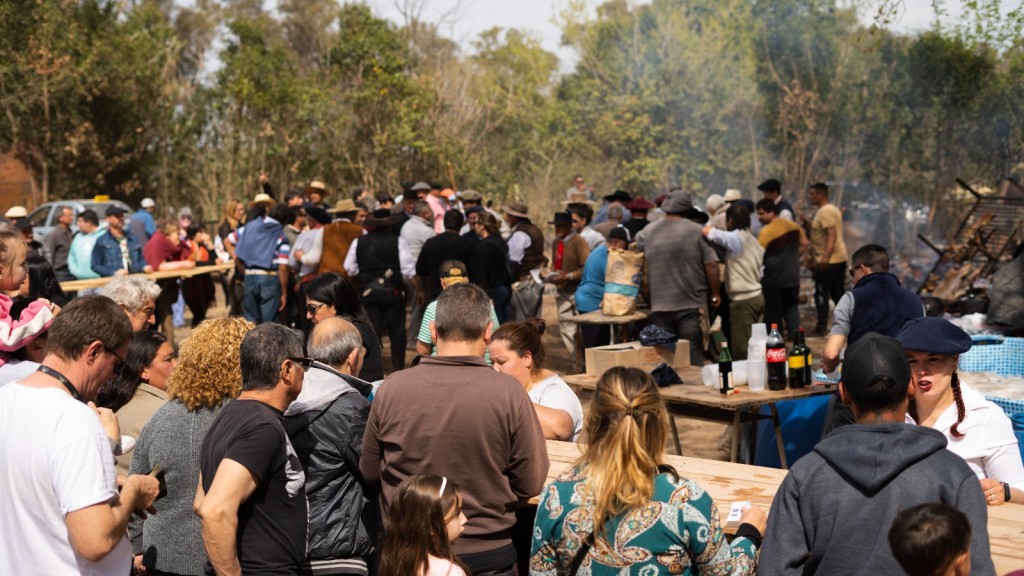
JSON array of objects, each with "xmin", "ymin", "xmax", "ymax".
[{"xmin": 531, "ymin": 366, "xmax": 766, "ymax": 575}]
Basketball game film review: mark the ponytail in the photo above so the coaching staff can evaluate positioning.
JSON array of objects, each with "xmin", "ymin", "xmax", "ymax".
[
  {"xmin": 950, "ymin": 371, "xmax": 967, "ymax": 438},
  {"xmin": 578, "ymin": 367, "xmax": 669, "ymax": 539}
]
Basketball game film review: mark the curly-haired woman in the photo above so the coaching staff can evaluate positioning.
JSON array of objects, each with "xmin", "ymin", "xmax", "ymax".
[{"xmin": 127, "ymin": 317, "xmax": 254, "ymax": 576}]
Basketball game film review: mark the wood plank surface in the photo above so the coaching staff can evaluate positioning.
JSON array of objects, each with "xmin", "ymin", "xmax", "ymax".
[
  {"xmin": 563, "ymin": 371, "xmax": 835, "ymax": 411},
  {"xmin": 59, "ymin": 262, "xmax": 235, "ymax": 292},
  {"xmin": 540, "ymin": 441, "xmax": 1024, "ymax": 573},
  {"xmin": 560, "ymin": 308, "xmax": 650, "ymax": 325}
]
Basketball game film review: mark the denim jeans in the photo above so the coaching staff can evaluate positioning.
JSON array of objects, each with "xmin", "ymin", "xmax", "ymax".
[
  {"xmin": 243, "ymin": 273, "xmax": 281, "ymax": 324},
  {"xmin": 487, "ymin": 285, "xmax": 511, "ymax": 325}
]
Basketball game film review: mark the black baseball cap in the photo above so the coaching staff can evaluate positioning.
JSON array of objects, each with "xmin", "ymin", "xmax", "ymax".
[
  {"xmin": 842, "ymin": 332, "xmax": 910, "ymax": 397},
  {"xmin": 105, "ymin": 205, "xmax": 126, "ymax": 217}
]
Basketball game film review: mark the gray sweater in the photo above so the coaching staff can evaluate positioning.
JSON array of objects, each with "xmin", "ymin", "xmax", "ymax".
[
  {"xmin": 128, "ymin": 399, "xmax": 227, "ymax": 575},
  {"xmin": 757, "ymin": 423, "xmax": 995, "ymax": 575}
]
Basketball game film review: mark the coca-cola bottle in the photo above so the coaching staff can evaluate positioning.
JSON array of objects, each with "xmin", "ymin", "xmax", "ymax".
[
  {"xmin": 788, "ymin": 326, "xmax": 812, "ymax": 388},
  {"xmin": 767, "ymin": 323, "xmax": 787, "ymax": 391}
]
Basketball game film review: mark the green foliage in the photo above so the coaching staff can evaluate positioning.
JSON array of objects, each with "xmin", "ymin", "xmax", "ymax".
[{"xmin": 1, "ymin": 0, "xmax": 1023, "ymax": 233}]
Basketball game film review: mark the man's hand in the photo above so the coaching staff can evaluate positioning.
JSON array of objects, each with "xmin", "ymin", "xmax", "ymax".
[
  {"xmin": 115, "ymin": 269, "xmax": 128, "ymax": 276},
  {"xmin": 184, "ymin": 260, "xmax": 196, "ymax": 270},
  {"xmin": 278, "ymin": 294, "xmax": 287, "ymax": 312},
  {"xmin": 293, "ymin": 249, "xmax": 304, "ymax": 261},
  {"xmin": 133, "ymin": 554, "xmax": 149, "ymax": 576},
  {"xmin": 709, "ymin": 294, "xmax": 721, "ymax": 311},
  {"xmin": 816, "ymin": 259, "xmax": 828, "ymax": 272},
  {"xmin": 89, "ymin": 401, "xmax": 121, "ymax": 444},
  {"xmin": 416, "ymin": 289, "xmax": 426, "ymax": 307},
  {"xmin": 143, "ymin": 265, "xmax": 154, "ymax": 274},
  {"xmin": 124, "ymin": 474, "xmax": 160, "ymax": 515}
]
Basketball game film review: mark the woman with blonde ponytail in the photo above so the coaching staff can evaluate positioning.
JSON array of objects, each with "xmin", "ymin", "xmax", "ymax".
[{"xmin": 530, "ymin": 366, "xmax": 765, "ymax": 575}]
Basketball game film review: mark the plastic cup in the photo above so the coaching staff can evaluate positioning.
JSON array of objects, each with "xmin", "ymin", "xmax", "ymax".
[
  {"xmin": 701, "ymin": 364, "xmax": 719, "ymax": 387},
  {"xmin": 751, "ymin": 323, "xmax": 767, "ymax": 342},
  {"xmin": 747, "ymin": 359, "xmax": 767, "ymax": 392}
]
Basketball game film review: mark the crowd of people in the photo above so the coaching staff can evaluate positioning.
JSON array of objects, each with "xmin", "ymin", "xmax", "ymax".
[{"xmin": 0, "ymin": 172, "xmax": 1021, "ymax": 576}]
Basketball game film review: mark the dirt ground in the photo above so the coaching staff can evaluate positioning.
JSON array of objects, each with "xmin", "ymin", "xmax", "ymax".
[{"xmin": 177, "ymin": 276, "xmax": 828, "ymax": 463}]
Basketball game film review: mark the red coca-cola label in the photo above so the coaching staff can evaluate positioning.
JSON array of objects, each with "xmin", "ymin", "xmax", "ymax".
[{"xmin": 766, "ymin": 348, "xmax": 787, "ymax": 362}]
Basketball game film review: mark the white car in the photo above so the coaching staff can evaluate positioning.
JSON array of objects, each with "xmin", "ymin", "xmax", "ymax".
[{"xmin": 25, "ymin": 196, "xmax": 133, "ymax": 243}]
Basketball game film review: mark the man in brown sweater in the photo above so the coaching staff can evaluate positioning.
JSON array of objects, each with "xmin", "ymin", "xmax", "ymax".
[
  {"xmin": 549, "ymin": 211, "xmax": 591, "ymax": 366},
  {"xmin": 360, "ymin": 283, "xmax": 549, "ymax": 575}
]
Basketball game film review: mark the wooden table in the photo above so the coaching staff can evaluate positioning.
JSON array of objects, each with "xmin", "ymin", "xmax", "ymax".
[
  {"xmin": 559, "ymin": 308, "xmax": 650, "ymax": 342},
  {"xmin": 564, "ymin": 368, "xmax": 836, "ymax": 469},
  {"xmin": 538, "ymin": 440, "xmax": 786, "ymax": 532},
  {"xmin": 59, "ymin": 262, "xmax": 235, "ymax": 292},
  {"xmin": 540, "ymin": 441, "xmax": 1024, "ymax": 572}
]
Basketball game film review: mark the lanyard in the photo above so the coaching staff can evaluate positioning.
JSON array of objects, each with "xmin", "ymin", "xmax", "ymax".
[{"xmin": 37, "ymin": 365, "xmax": 84, "ymax": 403}]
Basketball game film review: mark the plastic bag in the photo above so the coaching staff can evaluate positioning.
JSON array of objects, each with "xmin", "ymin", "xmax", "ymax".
[
  {"xmin": 639, "ymin": 324, "xmax": 678, "ymax": 352},
  {"xmin": 651, "ymin": 362, "xmax": 683, "ymax": 387}
]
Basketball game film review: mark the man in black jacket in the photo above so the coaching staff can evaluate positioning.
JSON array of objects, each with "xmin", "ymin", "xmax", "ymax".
[
  {"xmin": 344, "ymin": 209, "xmax": 416, "ymax": 372},
  {"xmin": 284, "ymin": 317, "xmax": 374, "ymax": 576},
  {"xmin": 416, "ymin": 210, "xmax": 475, "ymax": 302}
]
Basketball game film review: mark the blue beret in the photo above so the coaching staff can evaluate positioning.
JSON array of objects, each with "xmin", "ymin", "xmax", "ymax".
[{"xmin": 895, "ymin": 317, "xmax": 973, "ymax": 355}]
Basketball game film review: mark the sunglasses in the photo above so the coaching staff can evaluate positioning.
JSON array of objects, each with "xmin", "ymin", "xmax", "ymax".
[
  {"xmin": 288, "ymin": 357, "xmax": 314, "ymax": 372},
  {"xmin": 306, "ymin": 302, "xmax": 326, "ymax": 315},
  {"xmin": 104, "ymin": 346, "xmax": 126, "ymax": 374}
]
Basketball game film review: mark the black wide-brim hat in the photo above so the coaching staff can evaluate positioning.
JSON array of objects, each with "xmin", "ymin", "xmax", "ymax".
[
  {"xmin": 603, "ymin": 190, "xmax": 632, "ymax": 203},
  {"xmin": 550, "ymin": 211, "xmax": 573, "ymax": 226}
]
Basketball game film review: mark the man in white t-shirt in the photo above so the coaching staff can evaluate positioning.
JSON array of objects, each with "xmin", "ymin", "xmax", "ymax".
[{"xmin": 0, "ymin": 295, "xmax": 160, "ymax": 575}]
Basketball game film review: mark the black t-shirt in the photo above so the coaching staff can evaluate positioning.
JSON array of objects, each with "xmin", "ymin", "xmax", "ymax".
[{"xmin": 200, "ymin": 399, "xmax": 308, "ymax": 575}]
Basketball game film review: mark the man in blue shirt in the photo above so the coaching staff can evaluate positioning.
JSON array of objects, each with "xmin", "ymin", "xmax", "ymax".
[{"xmin": 128, "ymin": 198, "xmax": 157, "ymax": 246}]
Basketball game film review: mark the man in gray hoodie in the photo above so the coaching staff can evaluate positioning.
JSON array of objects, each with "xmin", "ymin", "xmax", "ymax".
[
  {"xmin": 757, "ymin": 332, "xmax": 995, "ymax": 575},
  {"xmin": 284, "ymin": 317, "xmax": 374, "ymax": 575}
]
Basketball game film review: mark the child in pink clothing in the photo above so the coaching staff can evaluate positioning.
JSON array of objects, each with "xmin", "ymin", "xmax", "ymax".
[
  {"xmin": 0, "ymin": 226, "xmax": 56, "ymax": 365},
  {"xmin": 380, "ymin": 474, "xmax": 469, "ymax": 576}
]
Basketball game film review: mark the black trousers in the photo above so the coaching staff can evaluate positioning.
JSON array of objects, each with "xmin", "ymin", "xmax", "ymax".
[
  {"xmin": 814, "ymin": 262, "xmax": 847, "ymax": 328},
  {"xmin": 361, "ymin": 289, "xmax": 406, "ymax": 372},
  {"xmin": 763, "ymin": 286, "xmax": 800, "ymax": 342}
]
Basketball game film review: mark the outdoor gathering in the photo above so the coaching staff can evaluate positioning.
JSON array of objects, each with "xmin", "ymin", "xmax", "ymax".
[{"xmin": 2, "ymin": 0, "xmax": 1024, "ymax": 574}]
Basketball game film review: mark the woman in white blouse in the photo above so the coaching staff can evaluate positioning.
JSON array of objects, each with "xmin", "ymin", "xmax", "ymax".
[
  {"xmin": 489, "ymin": 319, "xmax": 584, "ymax": 441},
  {"xmin": 897, "ymin": 317, "xmax": 1024, "ymax": 506}
]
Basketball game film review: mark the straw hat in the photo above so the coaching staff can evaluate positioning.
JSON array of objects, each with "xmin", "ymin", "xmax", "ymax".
[
  {"xmin": 250, "ymin": 193, "xmax": 275, "ymax": 207},
  {"xmin": 4, "ymin": 206, "xmax": 27, "ymax": 219},
  {"xmin": 562, "ymin": 191, "xmax": 595, "ymax": 207},
  {"xmin": 329, "ymin": 199, "xmax": 357, "ymax": 213},
  {"xmin": 502, "ymin": 202, "xmax": 530, "ymax": 219}
]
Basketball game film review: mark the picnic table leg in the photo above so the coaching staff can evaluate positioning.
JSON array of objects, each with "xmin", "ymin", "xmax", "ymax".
[
  {"xmin": 670, "ymin": 415, "xmax": 682, "ymax": 455},
  {"xmin": 769, "ymin": 404, "xmax": 789, "ymax": 470},
  {"xmin": 730, "ymin": 411, "xmax": 741, "ymax": 463}
]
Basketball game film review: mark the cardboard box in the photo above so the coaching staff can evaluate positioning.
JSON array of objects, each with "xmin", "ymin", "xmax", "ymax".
[
  {"xmin": 654, "ymin": 343, "xmax": 690, "ymax": 371},
  {"xmin": 585, "ymin": 341, "xmax": 690, "ymax": 376}
]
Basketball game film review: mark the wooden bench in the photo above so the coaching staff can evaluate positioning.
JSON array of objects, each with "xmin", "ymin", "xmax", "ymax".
[
  {"xmin": 59, "ymin": 262, "xmax": 236, "ymax": 292},
  {"xmin": 541, "ymin": 440, "xmax": 1024, "ymax": 573},
  {"xmin": 564, "ymin": 369, "xmax": 835, "ymax": 468}
]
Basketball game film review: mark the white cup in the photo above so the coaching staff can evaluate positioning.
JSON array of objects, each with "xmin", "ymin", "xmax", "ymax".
[
  {"xmin": 751, "ymin": 323, "xmax": 767, "ymax": 341},
  {"xmin": 701, "ymin": 364, "xmax": 719, "ymax": 387},
  {"xmin": 747, "ymin": 359, "xmax": 767, "ymax": 392}
]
